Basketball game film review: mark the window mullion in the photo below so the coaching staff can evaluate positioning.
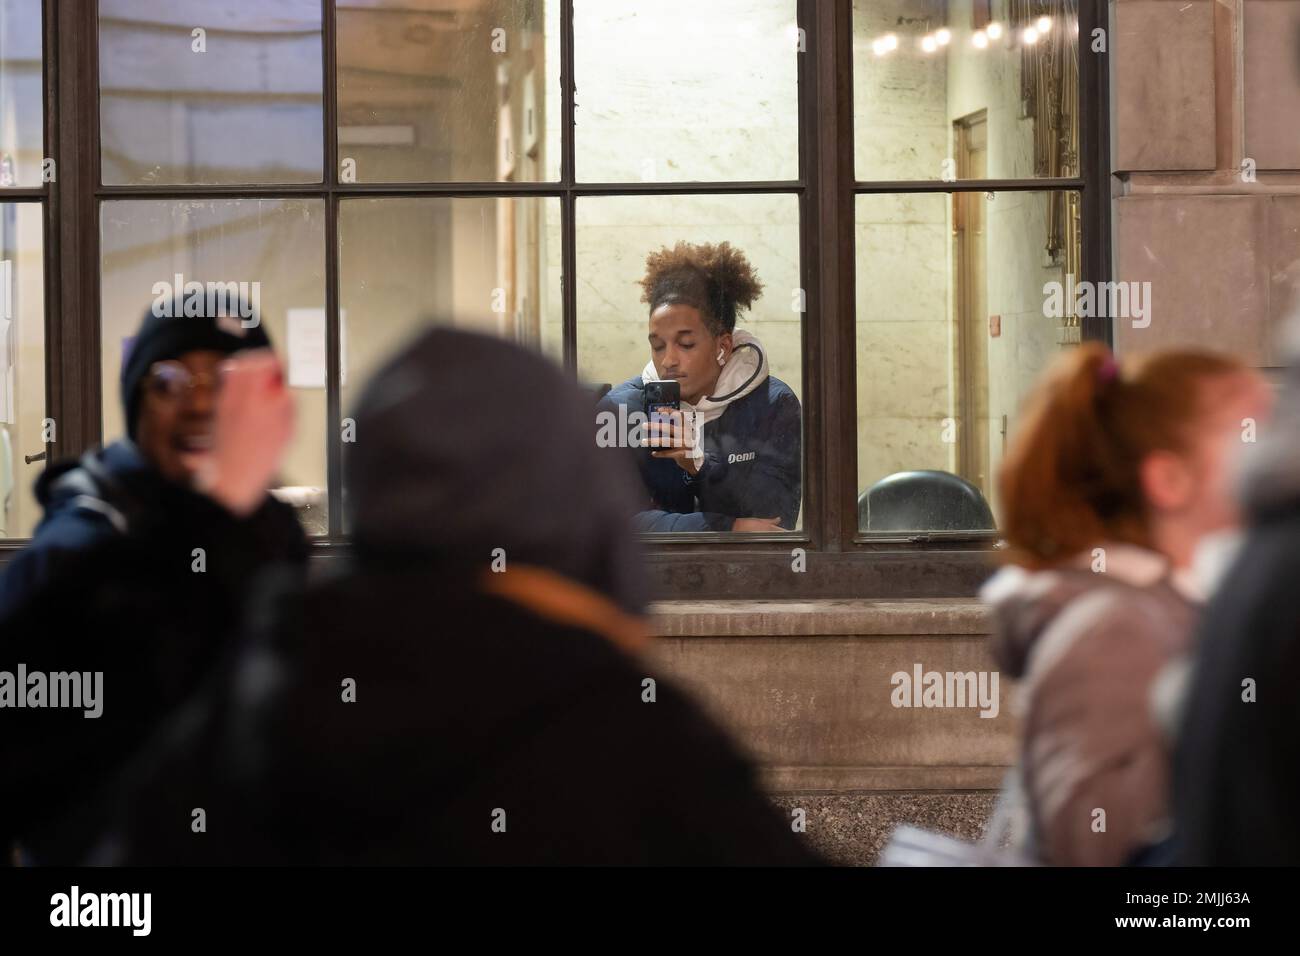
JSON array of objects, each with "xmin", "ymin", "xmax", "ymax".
[
  {"xmin": 559, "ymin": 0, "xmax": 576, "ymax": 375},
  {"xmin": 322, "ymin": 0, "xmax": 342, "ymax": 538},
  {"xmin": 1079, "ymin": 0, "xmax": 1112, "ymax": 346},
  {"xmin": 800, "ymin": 0, "xmax": 857, "ymax": 553},
  {"xmin": 50, "ymin": 0, "xmax": 102, "ymax": 460}
]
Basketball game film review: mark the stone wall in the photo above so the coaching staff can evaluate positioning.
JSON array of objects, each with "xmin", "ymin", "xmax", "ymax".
[
  {"xmin": 1113, "ymin": 0, "xmax": 1300, "ymax": 367},
  {"xmin": 647, "ymin": 600, "xmax": 1014, "ymax": 789},
  {"xmin": 646, "ymin": 598, "xmax": 1013, "ymax": 865}
]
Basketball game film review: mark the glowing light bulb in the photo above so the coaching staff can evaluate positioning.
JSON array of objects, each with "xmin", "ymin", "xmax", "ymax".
[
  {"xmin": 935, "ymin": 28, "xmax": 951, "ymax": 45},
  {"xmin": 972, "ymin": 30, "xmax": 988, "ymax": 49},
  {"xmin": 986, "ymin": 22, "xmax": 1003, "ymax": 40},
  {"xmin": 1037, "ymin": 15, "xmax": 1052, "ymax": 33},
  {"xmin": 921, "ymin": 35, "xmax": 938, "ymax": 53},
  {"xmin": 872, "ymin": 34, "xmax": 898, "ymax": 55},
  {"xmin": 1022, "ymin": 26, "xmax": 1039, "ymax": 44}
]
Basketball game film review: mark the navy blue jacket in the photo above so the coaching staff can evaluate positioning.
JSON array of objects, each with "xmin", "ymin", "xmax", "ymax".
[
  {"xmin": 597, "ymin": 375, "xmax": 801, "ymax": 532},
  {"xmin": 0, "ymin": 441, "xmax": 305, "ymax": 618},
  {"xmin": 0, "ymin": 440, "xmax": 307, "ymax": 862}
]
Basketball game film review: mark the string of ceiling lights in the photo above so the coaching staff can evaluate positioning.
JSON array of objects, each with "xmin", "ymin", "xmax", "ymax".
[{"xmin": 869, "ymin": 13, "xmax": 1067, "ymax": 57}]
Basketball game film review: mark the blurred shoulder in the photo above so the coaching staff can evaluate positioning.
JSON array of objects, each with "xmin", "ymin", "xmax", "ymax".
[
  {"xmin": 598, "ymin": 376, "xmax": 646, "ymax": 414},
  {"xmin": 1033, "ymin": 580, "xmax": 1194, "ymax": 688}
]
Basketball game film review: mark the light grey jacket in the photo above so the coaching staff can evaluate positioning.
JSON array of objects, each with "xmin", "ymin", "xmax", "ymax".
[{"xmin": 981, "ymin": 545, "xmax": 1199, "ymax": 866}]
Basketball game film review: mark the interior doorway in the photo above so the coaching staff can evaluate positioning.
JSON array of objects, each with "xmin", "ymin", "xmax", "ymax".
[{"xmin": 953, "ymin": 110, "xmax": 989, "ymax": 497}]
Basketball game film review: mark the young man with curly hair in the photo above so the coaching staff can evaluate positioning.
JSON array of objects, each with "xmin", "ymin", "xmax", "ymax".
[{"xmin": 597, "ymin": 241, "xmax": 802, "ymax": 532}]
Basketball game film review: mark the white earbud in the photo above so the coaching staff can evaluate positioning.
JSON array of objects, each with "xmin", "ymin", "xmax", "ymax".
[{"xmin": 717, "ymin": 348, "xmax": 726, "ymax": 366}]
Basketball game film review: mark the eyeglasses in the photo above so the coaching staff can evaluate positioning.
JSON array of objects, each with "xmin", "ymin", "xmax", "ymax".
[{"xmin": 145, "ymin": 361, "xmax": 223, "ymax": 402}]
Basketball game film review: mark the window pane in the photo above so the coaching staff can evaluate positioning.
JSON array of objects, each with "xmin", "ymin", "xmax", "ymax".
[
  {"xmin": 101, "ymin": 198, "xmax": 328, "ymax": 534},
  {"xmin": 1, "ymin": 202, "xmax": 45, "ymax": 537},
  {"xmin": 339, "ymin": 196, "xmax": 562, "ymax": 388},
  {"xmin": 855, "ymin": 189, "xmax": 1081, "ymax": 533},
  {"xmin": 0, "ymin": 0, "xmax": 43, "ymax": 188},
  {"xmin": 574, "ymin": 0, "xmax": 799, "ymax": 183},
  {"xmin": 853, "ymin": 0, "xmax": 1079, "ymax": 181},
  {"xmin": 578, "ymin": 193, "xmax": 803, "ymax": 533},
  {"xmin": 338, "ymin": 195, "xmax": 562, "ymax": 528},
  {"xmin": 99, "ymin": 0, "xmax": 324, "ymax": 185},
  {"xmin": 338, "ymin": 0, "xmax": 557, "ymax": 183}
]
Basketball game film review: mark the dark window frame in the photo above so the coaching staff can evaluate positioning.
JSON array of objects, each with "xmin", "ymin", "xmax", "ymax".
[{"xmin": 3, "ymin": 0, "xmax": 1111, "ymax": 599}]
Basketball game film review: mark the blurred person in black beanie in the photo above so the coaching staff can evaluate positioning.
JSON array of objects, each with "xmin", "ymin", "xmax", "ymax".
[
  {"xmin": 91, "ymin": 327, "xmax": 821, "ymax": 866},
  {"xmin": 0, "ymin": 301, "xmax": 307, "ymax": 864}
]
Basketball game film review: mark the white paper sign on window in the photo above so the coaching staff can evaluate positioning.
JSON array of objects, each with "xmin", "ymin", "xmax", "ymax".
[{"xmin": 286, "ymin": 307, "xmax": 346, "ymax": 388}]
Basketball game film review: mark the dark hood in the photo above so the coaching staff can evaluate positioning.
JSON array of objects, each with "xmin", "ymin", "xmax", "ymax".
[
  {"xmin": 34, "ymin": 440, "xmax": 161, "ymax": 515},
  {"xmin": 345, "ymin": 327, "xmax": 648, "ymax": 615}
]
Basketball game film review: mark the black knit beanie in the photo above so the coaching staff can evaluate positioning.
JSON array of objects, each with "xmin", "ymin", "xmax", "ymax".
[{"xmin": 121, "ymin": 305, "xmax": 273, "ymax": 438}]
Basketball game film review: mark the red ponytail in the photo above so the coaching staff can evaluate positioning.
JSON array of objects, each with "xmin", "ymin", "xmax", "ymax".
[{"xmin": 1000, "ymin": 342, "xmax": 1248, "ymax": 567}]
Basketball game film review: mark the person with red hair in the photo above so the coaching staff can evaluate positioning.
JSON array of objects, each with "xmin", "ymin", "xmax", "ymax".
[{"xmin": 982, "ymin": 342, "xmax": 1271, "ymax": 866}]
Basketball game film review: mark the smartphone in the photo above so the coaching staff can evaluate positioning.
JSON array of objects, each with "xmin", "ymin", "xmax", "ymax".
[
  {"xmin": 644, "ymin": 380, "xmax": 680, "ymax": 412},
  {"xmin": 643, "ymin": 380, "xmax": 680, "ymax": 449}
]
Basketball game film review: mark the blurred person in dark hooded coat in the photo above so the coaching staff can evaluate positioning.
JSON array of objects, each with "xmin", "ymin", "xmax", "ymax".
[
  {"xmin": 1174, "ymin": 323, "xmax": 1300, "ymax": 866},
  {"xmin": 0, "ymin": 304, "xmax": 305, "ymax": 864},
  {"xmin": 93, "ymin": 327, "xmax": 820, "ymax": 866}
]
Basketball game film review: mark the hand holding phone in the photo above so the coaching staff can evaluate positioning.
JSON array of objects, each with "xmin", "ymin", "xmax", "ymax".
[{"xmin": 643, "ymin": 380, "xmax": 681, "ymax": 450}]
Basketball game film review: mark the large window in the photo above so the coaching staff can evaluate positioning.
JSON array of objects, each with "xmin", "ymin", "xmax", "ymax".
[
  {"xmin": 852, "ymin": 1, "xmax": 1084, "ymax": 537},
  {"xmin": 1, "ymin": 0, "xmax": 1110, "ymax": 596}
]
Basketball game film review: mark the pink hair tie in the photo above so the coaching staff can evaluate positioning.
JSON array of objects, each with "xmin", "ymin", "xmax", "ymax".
[{"xmin": 1097, "ymin": 355, "xmax": 1120, "ymax": 385}]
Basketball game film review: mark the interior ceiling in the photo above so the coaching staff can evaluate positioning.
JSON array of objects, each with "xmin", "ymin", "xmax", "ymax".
[
  {"xmin": 100, "ymin": 0, "xmax": 328, "ymax": 32},
  {"xmin": 337, "ymin": 0, "xmax": 524, "ymax": 116},
  {"xmin": 338, "ymin": 0, "xmax": 487, "ymax": 13},
  {"xmin": 98, "ymin": 1, "xmax": 522, "ymax": 117}
]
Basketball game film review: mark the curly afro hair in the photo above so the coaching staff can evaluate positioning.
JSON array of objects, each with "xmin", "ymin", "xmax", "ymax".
[{"xmin": 639, "ymin": 241, "xmax": 764, "ymax": 337}]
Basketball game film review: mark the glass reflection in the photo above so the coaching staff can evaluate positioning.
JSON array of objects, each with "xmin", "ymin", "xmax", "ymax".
[{"xmin": 99, "ymin": 0, "xmax": 324, "ymax": 185}]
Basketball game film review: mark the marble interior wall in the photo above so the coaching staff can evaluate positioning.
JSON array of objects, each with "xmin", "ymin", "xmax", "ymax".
[
  {"xmin": 855, "ymin": 0, "xmax": 1067, "ymax": 521},
  {"xmin": 544, "ymin": 1, "xmax": 803, "ymax": 399},
  {"xmin": 853, "ymin": 0, "xmax": 952, "ymax": 499},
  {"xmin": 944, "ymin": 2, "xmax": 1067, "ymax": 520}
]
